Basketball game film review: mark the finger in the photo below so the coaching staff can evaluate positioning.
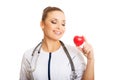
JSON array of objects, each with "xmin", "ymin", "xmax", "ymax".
[
  {"xmin": 83, "ymin": 44, "xmax": 93, "ymax": 54},
  {"xmin": 83, "ymin": 36, "xmax": 87, "ymax": 42}
]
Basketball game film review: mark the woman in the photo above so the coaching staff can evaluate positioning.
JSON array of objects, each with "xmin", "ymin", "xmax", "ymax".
[{"xmin": 20, "ymin": 6, "xmax": 94, "ymax": 80}]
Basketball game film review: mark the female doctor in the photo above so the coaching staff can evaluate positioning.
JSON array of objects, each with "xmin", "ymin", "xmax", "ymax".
[{"xmin": 19, "ymin": 6, "xmax": 94, "ymax": 80}]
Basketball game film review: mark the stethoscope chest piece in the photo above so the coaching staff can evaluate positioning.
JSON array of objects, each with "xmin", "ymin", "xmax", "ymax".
[{"xmin": 70, "ymin": 71, "xmax": 78, "ymax": 80}]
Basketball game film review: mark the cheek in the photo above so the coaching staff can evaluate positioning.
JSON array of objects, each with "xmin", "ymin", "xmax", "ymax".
[
  {"xmin": 62, "ymin": 27, "xmax": 66, "ymax": 33},
  {"xmin": 42, "ymin": 26, "xmax": 51, "ymax": 33},
  {"xmin": 43, "ymin": 24, "xmax": 54, "ymax": 34},
  {"xmin": 44, "ymin": 22, "xmax": 53, "ymax": 30}
]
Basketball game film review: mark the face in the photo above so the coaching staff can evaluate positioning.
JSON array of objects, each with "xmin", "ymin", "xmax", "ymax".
[{"xmin": 41, "ymin": 11, "xmax": 66, "ymax": 41}]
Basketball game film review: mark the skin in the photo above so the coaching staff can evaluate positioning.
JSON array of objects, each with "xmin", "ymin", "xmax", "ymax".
[
  {"xmin": 40, "ymin": 11, "xmax": 65, "ymax": 52},
  {"xmin": 40, "ymin": 10, "xmax": 94, "ymax": 80}
]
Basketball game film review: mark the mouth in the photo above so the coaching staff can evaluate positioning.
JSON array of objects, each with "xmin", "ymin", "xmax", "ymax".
[{"xmin": 53, "ymin": 30, "xmax": 62, "ymax": 36}]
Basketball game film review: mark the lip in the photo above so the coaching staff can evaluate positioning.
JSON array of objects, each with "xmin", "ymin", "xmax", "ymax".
[{"xmin": 53, "ymin": 30, "xmax": 62, "ymax": 35}]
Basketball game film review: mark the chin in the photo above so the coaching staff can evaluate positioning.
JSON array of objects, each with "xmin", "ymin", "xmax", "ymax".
[
  {"xmin": 51, "ymin": 34, "xmax": 63, "ymax": 41},
  {"xmin": 52, "ymin": 37, "xmax": 62, "ymax": 41}
]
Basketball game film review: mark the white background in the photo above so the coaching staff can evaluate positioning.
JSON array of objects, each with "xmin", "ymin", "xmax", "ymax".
[{"xmin": 0, "ymin": 0, "xmax": 120, "ymax": 80}]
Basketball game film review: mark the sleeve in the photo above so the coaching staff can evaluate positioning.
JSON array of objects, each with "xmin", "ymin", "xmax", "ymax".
[{"xmin": 19, "ymin": 53, "xmax": 33, "ymax": 80}]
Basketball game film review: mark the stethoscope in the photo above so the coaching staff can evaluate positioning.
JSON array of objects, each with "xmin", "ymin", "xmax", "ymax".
[{"xmin": 30, "ymin": 40, "xmax": 79, "ymax": 80}]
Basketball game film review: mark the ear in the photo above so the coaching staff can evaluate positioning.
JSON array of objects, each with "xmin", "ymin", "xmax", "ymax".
[{"xmin": 40, "ymin": 21, "xmax": 44, "ymax": 29}]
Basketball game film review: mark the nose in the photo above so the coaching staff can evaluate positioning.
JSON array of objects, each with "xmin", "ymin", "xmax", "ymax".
[{"xmin": 56, "ymin": 23, "xmax": 62, "ymax": 29}]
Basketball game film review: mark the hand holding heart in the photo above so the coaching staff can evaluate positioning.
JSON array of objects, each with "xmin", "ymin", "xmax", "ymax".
[{"xmin": 73, "ymin": 35, "xmax": 94, "ymax": 60}]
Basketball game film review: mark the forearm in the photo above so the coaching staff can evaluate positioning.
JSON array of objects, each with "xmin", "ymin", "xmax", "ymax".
[{"xmin": 82, "ymin": 59, "xmax": 94, "ymax": 80}]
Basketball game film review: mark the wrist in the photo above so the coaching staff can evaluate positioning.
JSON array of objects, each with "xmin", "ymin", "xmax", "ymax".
[{"xmin": 87, "ymin": 58, "xmax": 94, "ymax": 63}]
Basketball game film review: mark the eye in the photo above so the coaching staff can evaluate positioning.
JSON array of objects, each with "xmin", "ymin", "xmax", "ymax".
[
  {"xmin": 62, "ymin": 20, "xmax": 66, "ymax": 26},
  {"xmin": 51, "ymin": 20, "xmax": 57, "ymax": 24},
  {"xmin": 62, "ymin": 23, "xmax": 65, "ymax": 26}
]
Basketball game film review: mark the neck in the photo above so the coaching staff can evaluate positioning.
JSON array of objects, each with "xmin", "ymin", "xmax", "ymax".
[{"xmin": 41, "ymin": 39, "xmax": 61, "ymax": 52}]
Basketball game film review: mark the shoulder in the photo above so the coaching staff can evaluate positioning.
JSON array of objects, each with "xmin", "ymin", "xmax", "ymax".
[{"xmin": 22, "ymin": 48, "xmax": 34, "ymax": 61}]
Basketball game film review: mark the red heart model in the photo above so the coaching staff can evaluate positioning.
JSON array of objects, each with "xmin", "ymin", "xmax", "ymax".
[{"xmin": 73, "ymin": 35, "xmax": 84, "ymax": 46}]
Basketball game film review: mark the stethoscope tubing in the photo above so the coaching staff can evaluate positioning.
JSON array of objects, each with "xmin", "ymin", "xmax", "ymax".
[{"xmin": 30, "ymin": 40, "xmax": 77, "ymax": 79}]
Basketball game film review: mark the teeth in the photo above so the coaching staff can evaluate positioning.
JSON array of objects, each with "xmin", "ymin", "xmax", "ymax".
[
  {"xmin": 56, "ymin": 32, "xmax": 60, "ymax": 35},
  {"xmin": 54, "ymin": 31, "xmax": 61, "ymax": 35}
]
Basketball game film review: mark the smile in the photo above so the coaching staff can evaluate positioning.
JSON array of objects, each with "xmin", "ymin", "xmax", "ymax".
[{"xmin": 53, "ymin": 30, "xmax": 62, "ymax": 35}]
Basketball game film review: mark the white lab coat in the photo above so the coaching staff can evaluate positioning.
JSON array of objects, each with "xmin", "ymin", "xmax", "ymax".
[{"xmin": 19, "ymin": 44, "xmax": 86, "ymax": 80}]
